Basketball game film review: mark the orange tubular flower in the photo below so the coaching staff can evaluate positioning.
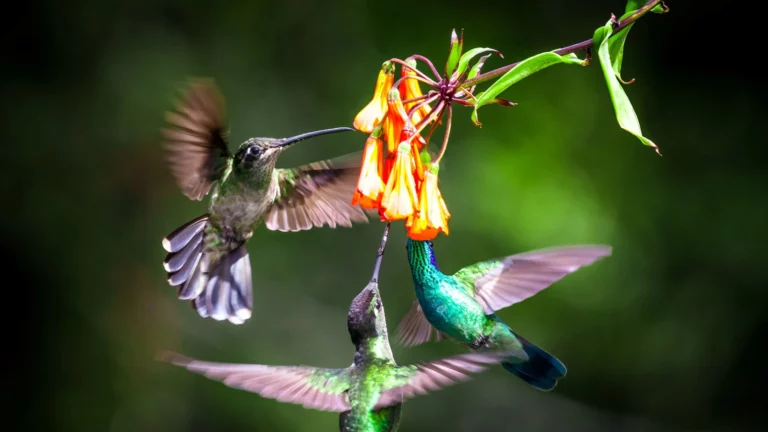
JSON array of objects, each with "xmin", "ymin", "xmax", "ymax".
[
  {"xmin": 384, "ymin": 89, "xmax": 409, "ymax": 153},
  {"xmin": 380, "ymin": 142, "xmax": 418, "ymax": 221},
  {"xmin": 400, "ymin": 58, "xmax": 431, "ymax": 125},
  {"xmin": 351, "ymin": 126, "xmax": 385, "ymax": 210},
  {"xmin": 353, "ymin": 61, "xmax": 394, "ymax": 133},
  {"xmin": 407, "ymin": 165, "xmax": 450, "ymax": 240}
]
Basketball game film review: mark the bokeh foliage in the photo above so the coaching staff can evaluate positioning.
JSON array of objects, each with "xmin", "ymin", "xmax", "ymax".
[{"xmin": 4, "ymin": 0, "xmax": 766, "ymax": 431}]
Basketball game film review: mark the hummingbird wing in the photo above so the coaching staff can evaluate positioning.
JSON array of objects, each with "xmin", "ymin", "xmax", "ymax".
[
  {"xmin": 374, "ymin": 352, "xmax": 505, "ymax": 410},
  {"xmin": 266, "ymin": 152, "xmax": 370, "ymax": 232},
  {"xmin": 160, "ymin": 351, "xmax": 352, "ymax": 412},
  {"xmin": 162, "ymin": 78, "xmax": 232, "ymax": 201},
  {"xmin": 396, "ymin": 300, "xmax": 447, "ymax": 347},
  {"xmin": 453, "ymin": 245, "xmax": 612, "ymax": 315}
]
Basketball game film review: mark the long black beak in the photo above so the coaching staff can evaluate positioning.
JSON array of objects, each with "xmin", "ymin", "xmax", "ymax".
[{"xmin": 275, "ymin": 126, "xmax": 357, "ymax": 148}]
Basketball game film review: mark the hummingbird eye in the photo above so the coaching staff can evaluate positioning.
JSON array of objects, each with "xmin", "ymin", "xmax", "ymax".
[{"xmin": 247, "ymin": 145, "xmax": 263, "ymax": 157}]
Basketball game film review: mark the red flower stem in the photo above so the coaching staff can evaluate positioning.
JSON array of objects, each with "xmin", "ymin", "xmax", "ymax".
[
  {"xmin": 370, "ymin": 223, "xmax": 391, "ymax": 283},
  {"xmin": 407, "ymin": 94, "xmax": 439, "ymax": 119},
  {"xmin": 408, "ymin": 54, "xmax": 442, "ymax": 81},
  {"xmin": 389, "ymin": 58, "xmax": 437, "ymax": 85},
  {"xmin": 435, "ymin": 105, "xmax": 453, "ymax": 164},
  {"xmin": 462, "ymin": 0, "xmax": 666, "ymax": 88},
  {"xmin": 402, "ymin": 93, "xmax": 433, "ymax": 105},
  {"xmin": 411, "ymin": 100, "xmax": 445, "ymax": 139},
  {"xmin": 392, "ymin": 75, "xmax": 437, "ymax": 94},
  {"xmin": 422, "ymin": 106, "xmax": 444, "ymax": 145}
]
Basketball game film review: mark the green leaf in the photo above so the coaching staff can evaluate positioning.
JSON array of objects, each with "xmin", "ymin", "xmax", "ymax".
[
  {"xmin": 593, "ymin": 21, "xmax": 660, "ymax": 155},
  {"xmin": 455, "ymin": 48, "xmax": 499, "ymax": 79},
  {"xmin": 445, "ymin": 29, "xmax": 464, "ymax": 77},
  {"xmin": 625, "ymin": 0, "xmax": 642, "ymax": 13},
  {"xmin": 467, "ymin": 54, "xmax": 491, "ymax": 82},
  {"xmin": 609, "ymin": 22, "xmax": 635, "ymax": 84},
  {"xmin": 469, "ymin": 51, "xmax": 586, "ymax": 126}
]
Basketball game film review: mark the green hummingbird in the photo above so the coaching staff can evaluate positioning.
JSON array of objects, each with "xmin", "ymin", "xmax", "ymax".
[
  {"xmin": 398, "ymin": 239, "xmax": 612, "ymax": 391},
  {"xmin": 161, "ymin": 79, "xmax": 369, "ymax": 324},
  {"xmin": 160, "ymin": 281, "xmax": 507, "ymax": 432}
]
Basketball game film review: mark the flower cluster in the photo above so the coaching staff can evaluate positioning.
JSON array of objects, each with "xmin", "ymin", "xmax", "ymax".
[
  {"xmin": 351, "ymin": 60, "xmax": 450, "ymax": 240},
  {"xmin": 350, "ymin": 30, "xmax": 511, "ymax": 240}
]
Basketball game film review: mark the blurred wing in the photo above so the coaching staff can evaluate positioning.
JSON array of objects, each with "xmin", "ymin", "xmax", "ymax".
[
  {"xmin": 396, "ymin": 300, "xmax": 447, "ymax": 347},
  {"xmin": 375, "ymin": 352, "xmax": 504, "ymax": 409},
  {"xmin": 265, "ymin": 152, "xmax": 369, "ymax": 232},
  {"xmin": 161, "ymin": 351, "xmax": 351, "ymax": 412},
  {"xmin": 162, "ymin": 79, "xmax": 231, "ymax": 200},
  {"xmin": 455, "ymin": 245, "xmax": 613, "ymax": 315}
]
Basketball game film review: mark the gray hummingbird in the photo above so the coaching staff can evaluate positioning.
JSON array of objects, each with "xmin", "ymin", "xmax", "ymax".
[
  {"xmin": 161, "ymin": 79, "xmax": 369, "ymax": 324},
  {"xmin": 160, "ymin": 280, "xmax": 507, "ymax": 432}
]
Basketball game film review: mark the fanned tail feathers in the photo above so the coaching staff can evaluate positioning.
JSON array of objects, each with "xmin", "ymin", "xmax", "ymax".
[
  {"xmin": 501, "ymin": 332, "xmax": 567, "ymax": 391},
  {"xmin": 162, "ymin": 215, "xmax": 253, "ymax": 324}
]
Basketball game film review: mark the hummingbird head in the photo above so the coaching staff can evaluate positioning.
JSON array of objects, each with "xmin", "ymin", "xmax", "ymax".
[
  {"xmin": 234, "ymin": 126, "xmax": 357, "ymax": 172},
  {"xmin": 347, "ymin": 281, "xmax": 387, "ymax": 345}
]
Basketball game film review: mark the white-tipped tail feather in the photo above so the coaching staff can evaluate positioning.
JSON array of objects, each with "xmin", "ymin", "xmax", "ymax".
[{"xmin": 163, "ymin": 214, "xmax": 253, "ymax": 325}]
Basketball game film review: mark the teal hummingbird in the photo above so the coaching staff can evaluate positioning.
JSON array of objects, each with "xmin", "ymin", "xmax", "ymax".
[
  {"xmin": 398, "ymin": 239, "xmax": 612, "ymax": 391},
  {"xmin": 160, "ymin": 280, "xmax": 507, "ymax": 432},
  {"xmin": 161, "ymin": 79, "xmax": 369, "ymax": 324}
]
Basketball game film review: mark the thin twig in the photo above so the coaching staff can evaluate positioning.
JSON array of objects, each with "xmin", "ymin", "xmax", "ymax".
[
  {"xmin": 462, "ymin": 0, "xmax": 665, "ymax": 88},
  {"xmin": 370, "ymin": 223, "xmax": 391, "ymax": 283}
]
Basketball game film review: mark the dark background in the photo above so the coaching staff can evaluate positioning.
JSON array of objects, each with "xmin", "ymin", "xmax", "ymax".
[{"xmin": 5, "ymin": 0, "xmax": 765, "ymax": 431}]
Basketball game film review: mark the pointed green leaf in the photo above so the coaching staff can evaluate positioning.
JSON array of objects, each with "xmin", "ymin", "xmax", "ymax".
[
  {"xmin": 609, "ymin": 2, "xmax": 669, "ymax": 84},
  {"xmin": 593, "ymin": 21, "xmax": 660, "ymax": 155},
  {"xmin": 455, "ymin": 48, "xmax": 499, "ymax": 79},
  {"xmin": 467, "ymin": 54, "xmax": 492, "ymax": 82},
  {"xmin": 445, "ymin": 29, "xmax": 464, "ymax": 77},
  {"xmin": 609, "ymin": 21, "xmax": 635, "ymax": 84},
  {"xmin": 469, "ymin": 51, "xmax": 586, "ymax": 126}
]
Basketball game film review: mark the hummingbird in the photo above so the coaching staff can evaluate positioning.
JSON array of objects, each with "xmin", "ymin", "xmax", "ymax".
[
  {"xmin": 160, "ymin": 79, "xmax": 369, "ymax": 324},
  {"xmin": 397, "ymin": 239, "xmax": 612, "ymax": 391},
  {"xmin": 160, "ymin": 281, "xmax": 507, "ymax": 432}
]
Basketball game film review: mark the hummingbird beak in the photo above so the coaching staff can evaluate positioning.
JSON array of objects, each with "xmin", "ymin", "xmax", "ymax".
[{"xmin": 272, "ymin": 126, "xmax": 357, "ymax": 148}]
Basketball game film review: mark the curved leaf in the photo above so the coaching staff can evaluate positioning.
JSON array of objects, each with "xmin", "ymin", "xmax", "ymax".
[
  {"xmin": 593, "ymin": 21, "xmax": 660, "ymax": 155},
  {"xmin": 455, "ymin": 48, "xmax": 499, "ymax": 79},
  {"xmin": 470, "ymin": 51, "xmax": 585, "ymax": 126}
]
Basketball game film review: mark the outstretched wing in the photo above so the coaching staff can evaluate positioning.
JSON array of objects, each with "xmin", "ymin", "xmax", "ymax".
[
  {"xmin": 162, "ymin": 79, "xmax": 231, "ymax": 200},
  {"xmin": 160, "ymin": 351, "xmax": 351, "ymax": 412},
  {"xmin": 454, "ymin": 245, "xmax": 612, "ymax": 315},
  {"xmin": 375, "ymin": 352, "xmax": 505, "ymax": 409},
  {"xmin": 265, "ymin": 152, "xmax": 369, "ymax": 232},
  {"xmin": 396, "ymin": 300, "xmax": 447, "ymax": 347}
]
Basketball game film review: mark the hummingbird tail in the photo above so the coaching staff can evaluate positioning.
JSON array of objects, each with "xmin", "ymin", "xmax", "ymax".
[
  {"xmin": 501, "ymin": 332, "xmax": 567, "ymax": 391},
  {"xmin": 162, "ymin": 215, "xmax": 253, "ymax": 325}
]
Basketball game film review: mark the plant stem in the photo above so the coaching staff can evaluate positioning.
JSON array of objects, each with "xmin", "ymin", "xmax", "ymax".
[
  {"xmin": 370, "ymin": 223, "xmax": 391, "ymax": 283},
  {"xmin": 402, "ymin": 93, "xmax": 433, "ymax": 105},
  {"xmin": 388, "ymin": 58, "xmax": 437, "ymax": 85},
  {"xmin": 408, "ymin": 94, "xmax": 439, "ymax": 119},
  {"xmin": 462, "ymin": 0, "xmax": 665, "ymax": 88},
  {"xmin": 412, "ymin": 100, "xmax": 445, "ymax": 139},
  {"xmin": 393, "ymin": 74, "xmax": 435, "ymax": 92},
  {"xmin": 435, "ymin": 105, "xmax": 453, "ymax": 164},
  {"xmin": 409, "ymin": 54, "xmax": 442, "ymax": 81}
]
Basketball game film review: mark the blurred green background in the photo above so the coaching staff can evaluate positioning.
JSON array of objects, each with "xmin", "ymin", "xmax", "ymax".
[{"xmin": 5, "ymin": 0, "xmax": 765, "ymax": 431}]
